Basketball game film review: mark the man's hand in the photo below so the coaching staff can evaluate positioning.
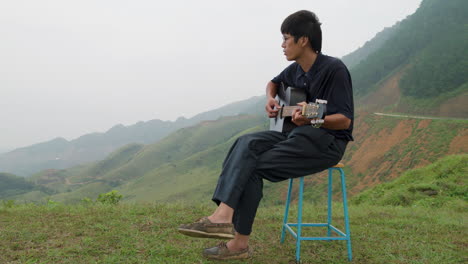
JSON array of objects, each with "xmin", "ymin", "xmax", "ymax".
[
  {"xmin": 291, "ymin": 102, "xmax": 311, "ymax": 126},
  {"xmin": 266, "ymin": 97, "xmax": 281, "ymax": 118}
]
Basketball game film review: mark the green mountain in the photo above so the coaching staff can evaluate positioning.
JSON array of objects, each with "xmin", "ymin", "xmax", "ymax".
[
  {"xmin": 349, "ymin": 0, "xmax": 468, "ymax": 117},
  {"xmin": 0, "ymin": 96, "xmax": 264, "ymax": 177},
  {"xmin": 21, "ymin": 115, "xmax": 266, "ymax": 203}
]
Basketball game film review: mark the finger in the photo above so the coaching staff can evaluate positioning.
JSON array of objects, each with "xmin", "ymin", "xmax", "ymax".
[
  {"xmin": 291, "ymin": 110, "xmax": 299, "ymax": 121},
  {"xmin": 292, "ymin": 108, "xmax": 301, "ymax": 115},
  {"xmin": 296, "ymin": 101, "xmax": 307, "ymax": 106}
]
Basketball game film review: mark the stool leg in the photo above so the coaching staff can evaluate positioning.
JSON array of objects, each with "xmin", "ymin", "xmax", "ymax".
[
  {"xmin": 281, "ymin": 178, "xmax": 294, "ymax": 243},
  {"xmin": 340, "ymin": 168, "xmax": 353, "ymax": 261},
  {"xmin": 327, "ymin": 168, "xmax": 333, "ymax": 237},
  {"xmin": 296, "ymin": 177, "xmax": 304, "ymax": 262}
]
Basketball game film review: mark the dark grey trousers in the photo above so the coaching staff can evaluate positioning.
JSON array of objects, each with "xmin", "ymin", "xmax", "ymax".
[{"xmin": 212, "ymin": 126, "xmax": 347, "ymax": 235}]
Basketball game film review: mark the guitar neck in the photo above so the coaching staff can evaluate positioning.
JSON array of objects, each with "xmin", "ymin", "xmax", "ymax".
[{"xmin": 281, "ymin": 106, "xmax": 302, "ymax": 117}]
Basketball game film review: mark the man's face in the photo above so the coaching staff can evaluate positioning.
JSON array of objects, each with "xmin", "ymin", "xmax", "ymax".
[{"xmin": 282, "ymin": 33, "xmax": 304, "ymax": 61}]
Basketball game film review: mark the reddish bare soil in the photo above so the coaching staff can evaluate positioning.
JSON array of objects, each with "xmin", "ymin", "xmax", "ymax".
[
  {"xmin": 448, "ymin": 129, "xmax": 468, "ymax": 155},
  {"xmin": 344, "ymin": 116, "xmax": 466, "ymax": 196},
  {"xmin": 351, "ymin": 120, "xmax": 413, "ymax": 175},
  {"xmin": 439, "ymin": 92, "xmax": 468, "ymax": 118},
  {"xmin": 358, "ymin": 65, "xmax": 407, "ymax": 112}
]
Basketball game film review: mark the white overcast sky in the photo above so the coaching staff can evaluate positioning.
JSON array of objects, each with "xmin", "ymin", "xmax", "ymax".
[{"xmin": 0, "ymin": 0, "xmax": 422, "ymax": 151}]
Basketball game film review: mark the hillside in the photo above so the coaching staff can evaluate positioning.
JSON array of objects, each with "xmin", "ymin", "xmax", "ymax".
[
  {"xmin": 352, "ymin": 154, "xmax": 467, "ymax": 207},
  {"xmin": 349, "ymin": 0, "xmax": 468, "ymax": 117},
  {"xmin": 0, "ymin": 172, "xmax": 53, "ymax": 199},
  {"xmin": 13, "ymin": 115, "xmax": 267, "ymax": 203},
  {"xmin": 8, "ymin": 111, "xmax": 465, "ymax": 206},
  {"xmin": 152, "ymin": 114, "xmax": 466, "ymax": 205},
  {"xmin": 28, "ymin": 143, "xmax": 146, "ymax": 193},
  {"xmin": 0, "ymin": 96, "xmax": 264, "ymax": 177},
  {"xmin": 114, "ymin": 113, "xmax": 467, "ymax": 204}
]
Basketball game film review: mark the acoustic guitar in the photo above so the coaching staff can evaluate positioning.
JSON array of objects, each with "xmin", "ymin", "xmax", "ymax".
[{"xmin": 269, "ymin": 84, "xmax": 327, "ymax": 133}]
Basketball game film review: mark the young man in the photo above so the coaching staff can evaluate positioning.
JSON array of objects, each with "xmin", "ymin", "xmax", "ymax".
[{"xmin": 178, "ymin": 10, "xmax": 354, "ymax": 260}]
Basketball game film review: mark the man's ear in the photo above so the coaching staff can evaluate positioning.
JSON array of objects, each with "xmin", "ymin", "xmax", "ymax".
[{"xmin": 300, "ymin": 36, "xmax": 310, "ymax": 47}]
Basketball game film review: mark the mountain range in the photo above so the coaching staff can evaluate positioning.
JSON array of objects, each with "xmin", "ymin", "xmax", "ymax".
[{"xmin": 0, "ymin": 96, "xmax": 264, "ymax": 176}]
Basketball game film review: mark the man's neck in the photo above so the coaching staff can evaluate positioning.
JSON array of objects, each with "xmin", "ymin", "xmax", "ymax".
[{"xmin": 296, "ymin": 51, "xmax": 318, "ymax": 73}]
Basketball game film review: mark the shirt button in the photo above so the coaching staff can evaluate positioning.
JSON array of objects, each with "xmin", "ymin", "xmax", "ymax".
[{"xmin": 304, "ymin": 83, "xmax": 307, "ymax": 86}]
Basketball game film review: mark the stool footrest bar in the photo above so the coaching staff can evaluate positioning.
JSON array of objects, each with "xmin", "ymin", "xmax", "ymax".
[
  {"xmin": 301, "ymin": 237, "xmax": 349, "ymax": 241},
  {"xmin": 284, "ymin": 223, "xmax": 347, "ymax": 238},
  {"xmin": 287, "ymin": 223, "xmax": 328, "ymax": 227}
]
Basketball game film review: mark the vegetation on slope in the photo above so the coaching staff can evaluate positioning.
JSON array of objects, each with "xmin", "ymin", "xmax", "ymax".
[
  {"xmin": 352, "ymin": 154, "xmax": 467, "ymax": 208},
  {"xmin": 398, "ymin": 0, "xmax": 468, "ymax": 98},
  {"xmin": 0, "ymin": 173, "xmax": 53, "ymax": 199},
  {"xmin": 351, "ymin": 0, "xmax": 468, "ymax": 99},
  {"xmin": 29, "ymin": 143, "xmax": 145, "ymax": 193},
  {"xmin": 45, "ymin": 115, "xmax": 267, "ymax": 203},
  {"xmin": 118, "ymin": 124, "xmax": 266, "ymax": 203}
]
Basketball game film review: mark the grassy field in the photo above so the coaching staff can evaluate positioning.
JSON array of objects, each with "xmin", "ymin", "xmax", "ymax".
[{"xmin": 1, "ymin": 201, "xmax": 466, "ymax": 264}]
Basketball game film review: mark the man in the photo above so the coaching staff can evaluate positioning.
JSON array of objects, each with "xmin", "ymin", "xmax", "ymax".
[{"xmin": 178, "ymin": 10, "xmax": 354, "ymax": 260}]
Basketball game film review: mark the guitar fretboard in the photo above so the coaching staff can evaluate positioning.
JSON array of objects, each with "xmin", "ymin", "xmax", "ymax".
[{"xmin": 281, "ymin": 106, "xmax": 302, "ymax": 117}]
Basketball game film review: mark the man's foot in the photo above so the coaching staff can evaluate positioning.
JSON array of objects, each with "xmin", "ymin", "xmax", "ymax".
[
  {"xmin": 178, "ymin": 217, "xmax": 235, "ymax": 239},
  {"xmin": 203, "ymin": 241, "xmax": 252, "ymax": 260}
]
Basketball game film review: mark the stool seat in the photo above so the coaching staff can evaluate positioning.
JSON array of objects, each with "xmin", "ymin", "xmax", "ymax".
[
  {"xmin": 280, "ymin": 164, "xmax": 352, "ymax": 262},
  {"xmin": 332, "ymin": 162, "xmax": 345, "ymax": 168}
]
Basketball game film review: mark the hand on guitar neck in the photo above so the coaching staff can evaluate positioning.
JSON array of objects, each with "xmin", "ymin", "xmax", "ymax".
[
  {"xmin": 290, "ymin": 102, "xmax": 315, "ymax": 126},
  {"xmin": 268, "ymin": 85, "xmax": 327, "ymax": 132}
]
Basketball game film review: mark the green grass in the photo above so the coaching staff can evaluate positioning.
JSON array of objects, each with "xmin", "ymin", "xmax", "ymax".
[{"xmin": 0, "ymin": 202, "xmax": 465, "ymax": 264}]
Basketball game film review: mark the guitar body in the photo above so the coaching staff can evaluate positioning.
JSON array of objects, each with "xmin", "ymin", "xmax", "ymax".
[{"xmin": 270, "ymin": 85, "xmax": 307, "ymax": 133}]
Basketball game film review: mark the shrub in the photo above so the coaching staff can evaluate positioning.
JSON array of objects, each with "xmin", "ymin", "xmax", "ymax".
[
  {"xmin": 96, "ymin": 190, "xmax": 122, "ymax": 205},
  {"xmin": 1, "ymin": 200, "xmax": 15, "ymax": 209}
]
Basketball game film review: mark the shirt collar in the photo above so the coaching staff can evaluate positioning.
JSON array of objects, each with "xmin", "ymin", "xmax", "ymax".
[{"xmin": 296, "ymin": 53, "xmax": 324, "ymax": 78}]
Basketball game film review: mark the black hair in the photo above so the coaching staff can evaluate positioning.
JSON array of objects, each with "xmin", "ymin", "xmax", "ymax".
[{"xmin": 281, "ymin": 10, "xmax": 322, "ymax": 53}]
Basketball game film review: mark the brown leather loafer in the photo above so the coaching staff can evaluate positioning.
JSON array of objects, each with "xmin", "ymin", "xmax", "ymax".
[
  {"xmin": 178, "ymin": 217, "xmax": 235, "ymax": 239},
  {"xmin": 203, "ymin": 241, "xmax": 252, "ymax": 260}
]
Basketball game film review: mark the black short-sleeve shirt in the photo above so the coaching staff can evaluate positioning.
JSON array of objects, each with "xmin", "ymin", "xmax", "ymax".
[{"xmin": 271, "ymin": 53, "xmax": 354, "ymax": 141}]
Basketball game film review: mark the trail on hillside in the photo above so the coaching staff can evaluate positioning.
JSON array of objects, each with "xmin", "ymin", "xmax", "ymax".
[{"xmin": 374, "ymin": 112, "xmax": 468, "ymax": 121}]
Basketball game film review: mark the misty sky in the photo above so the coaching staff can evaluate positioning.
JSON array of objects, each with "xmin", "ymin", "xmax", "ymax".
[{"xmin": 0, "ymin": 0, "xmax": 422, "ymax": 151}]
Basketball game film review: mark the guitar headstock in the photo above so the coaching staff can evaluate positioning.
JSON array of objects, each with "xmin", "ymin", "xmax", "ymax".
[{"xmin": 302, "ymin": 99, "xmax": 327, "ymax": 119}]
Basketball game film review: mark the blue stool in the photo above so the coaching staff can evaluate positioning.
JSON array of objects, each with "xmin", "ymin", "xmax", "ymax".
[{"xmin": 280, "ymin": 163, "xmax": 352, "ymax": 262}]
